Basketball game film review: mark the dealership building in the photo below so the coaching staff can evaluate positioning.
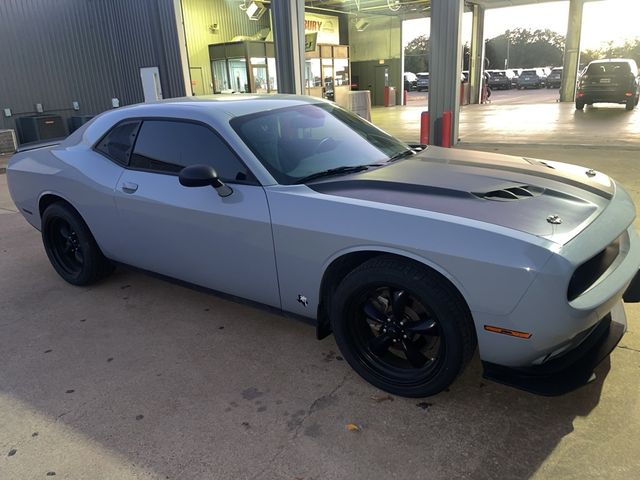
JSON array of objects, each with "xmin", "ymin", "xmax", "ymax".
[{"xmin": 0, "ymin": 0, "xmax": 590, "ymax": 148}]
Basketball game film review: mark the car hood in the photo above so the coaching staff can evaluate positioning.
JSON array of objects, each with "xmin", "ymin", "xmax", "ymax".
[{"xmin": 308, "ymin": 146, "xmax": 616, "ymax": 244}]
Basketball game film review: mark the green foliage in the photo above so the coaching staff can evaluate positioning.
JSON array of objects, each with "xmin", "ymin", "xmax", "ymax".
[
  {"xmin": 403, "ymin": 35, "xmax": 470, "ymax": 73},
  {"xmin": 485, "ymin": 28, "xmax": 566, "ymax": 69},
  {"xmin": 404, "ymin": 34, "xmax": 429, "ymax": 73},
  {"xmin": 581, "ymin": 39, "xmax": 640, "ymax": 67}
]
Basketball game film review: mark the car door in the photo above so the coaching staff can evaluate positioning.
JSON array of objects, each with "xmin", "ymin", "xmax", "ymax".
[{"xmin": 112, "ymin": 118, "xmax": 280, "ymax": 308}]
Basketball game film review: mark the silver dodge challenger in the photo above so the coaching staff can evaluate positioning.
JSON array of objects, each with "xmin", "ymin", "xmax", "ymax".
[{"xmin": 7, "ymin": 95, "xmax": 640, "ymax": 397}]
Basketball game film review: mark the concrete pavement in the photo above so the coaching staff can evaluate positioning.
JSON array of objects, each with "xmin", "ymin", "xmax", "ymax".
[
  {"xmin": 2, "ymin": 146, "xmax": 640, "ymax": 479},
  {"xmin": 372, "ymin": 100, "xmax": 640, "ymax": 147}
]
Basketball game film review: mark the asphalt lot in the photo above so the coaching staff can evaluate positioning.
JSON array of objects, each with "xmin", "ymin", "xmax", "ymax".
[
  {"xmin": 406, "ymin": 87, "xmax": 559, "ymax": 107},
  {"xmin": 1, "ymin": 144, "xmax": 640, "ymax": 479},
  {"xmin": 375, "ymin": 93, "xmax": 640, "ymax": 147}
]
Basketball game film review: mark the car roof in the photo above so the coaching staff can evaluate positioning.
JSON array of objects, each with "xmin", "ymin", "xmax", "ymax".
[
  {"xmin": 115, "ymin": 94, "xmax": 331, "ymax": 119},
  {"xmin": 589, "ymin": 58, "xmax": 635, "ymax": 65}
]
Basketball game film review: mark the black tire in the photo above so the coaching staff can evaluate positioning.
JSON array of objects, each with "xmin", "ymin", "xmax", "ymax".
[
  {"xmin": 42, "ymin": 202, "xmax": 114, "ymax": 286},
  {"xmin": 626, "ymin": 98, "xmax": 635, "ymax": 111},
  {"xmin": 330, "ymin": 256, "xmax": 476, "ymax": 397},
  {"xmin": 576, "ymin": 99, "xmax": 585, "ymax": 110}
]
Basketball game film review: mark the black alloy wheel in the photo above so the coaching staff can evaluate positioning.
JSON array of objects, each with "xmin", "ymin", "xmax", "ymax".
[
  {"xmin": 42, "ymin": 202, "xmax": 114, "ymax": 285},
  {"xmin": 331, "ymin": 256, "xmax": 476, "ymax": 397},
  {"xmin": 46, "ymin": 217, "xmax": 84, "ymax": 276},
  {"xmin": 349, "ymin": 287, "xmax": 443, "ymax": 376}
]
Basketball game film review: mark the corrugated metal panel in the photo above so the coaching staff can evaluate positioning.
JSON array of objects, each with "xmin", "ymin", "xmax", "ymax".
[
  {"xmin": 180, "ymin": 0, "xmax": 270, "ymax": 95},
  {"xmin": 0, "ymin": 0, "xmax": 185, "ymax": 136}
]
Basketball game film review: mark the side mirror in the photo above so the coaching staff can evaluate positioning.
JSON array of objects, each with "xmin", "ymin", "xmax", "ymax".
[{"xmin": 179, "ymin": 164, "xmax": 233, "ymax": 197}]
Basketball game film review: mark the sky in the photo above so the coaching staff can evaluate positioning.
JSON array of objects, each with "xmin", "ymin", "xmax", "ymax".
[{"xmin": 403, "ymin": 0, "xmax": 640, "ymax": 50}]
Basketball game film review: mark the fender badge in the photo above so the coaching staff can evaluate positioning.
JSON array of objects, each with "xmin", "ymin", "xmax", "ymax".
[
  {"xmin": 547, "ymin": 214, "xmax": 562, "ymax": 225},
  {"xmin": 297, "ymin": 295, "xmax": 309, "ymax": 307},
  {"xmin": 585, "ymin": 169, "xmax": 596, "ymax": 177}
]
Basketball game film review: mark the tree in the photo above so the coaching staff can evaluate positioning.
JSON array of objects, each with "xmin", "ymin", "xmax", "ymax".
[
  {"xmin": 404, "ymin": 35, "xmax": 429, "ymax": 73},
  {"xmin": 581, "ymin": 39, "xmax": 640, "ymax": 67},
  {"xmin": 486, "ymin": 28, "xmax": 566, "ymax": 68}
]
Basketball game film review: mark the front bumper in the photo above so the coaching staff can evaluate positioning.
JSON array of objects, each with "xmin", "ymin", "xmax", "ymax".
[{"xmin": 482, "ymin": 302, "xmax": 626, "ymax": 395}]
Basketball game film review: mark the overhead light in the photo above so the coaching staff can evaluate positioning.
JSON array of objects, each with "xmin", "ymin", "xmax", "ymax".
[
  {"xmin": 355, "ymin": 19, "xmax": 369, "ymax": 32},
  {"xmin": 245, "ymin": 1, "xmax": 266, "ymax": 21}
]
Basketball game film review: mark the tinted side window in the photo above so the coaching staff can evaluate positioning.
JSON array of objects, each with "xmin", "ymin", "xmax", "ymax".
[
  {"xmin": 95, "ymin": 121, "xmax": 140, "ymax": 166},
  {"xmin": 130, "ymin": 120, "xmax": 250, "ymax": 182}
]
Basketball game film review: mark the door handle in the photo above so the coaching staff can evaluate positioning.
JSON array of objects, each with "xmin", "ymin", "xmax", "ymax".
[{"xmin": 121, "ymin": 182, "xmax": 138, "ymax": 194}]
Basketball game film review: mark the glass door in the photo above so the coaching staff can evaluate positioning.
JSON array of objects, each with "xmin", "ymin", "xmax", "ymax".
[
  {"xmin": 322, "ymin": 58, "xmax": 334, "ymax": 101},
  {"xmin": 212, "ymin": 60, "xmax": 230, "ymax": 93},
  {"xmin": 228, "ymin": 58, "xmax": 248, "ymax": 93},
  {"xmin": 251, "ymin": 57, "xmax": 268, "ymax": 93}
]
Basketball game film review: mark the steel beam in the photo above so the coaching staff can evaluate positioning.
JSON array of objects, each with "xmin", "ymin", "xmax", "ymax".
[
  {"xmin": 271, "ymin": 0, "xmax": 305, "ymax": 95},
  {"xmin": 560, "ymin": 0, "xmax": 585, "ymax": 102},
  {"xmin": 469, "ymin": 4, "xmax": 485, "ymax": 105},
  {"xmin": 428, "ymin": 0, "xmax": 464, "ymax": 145}
]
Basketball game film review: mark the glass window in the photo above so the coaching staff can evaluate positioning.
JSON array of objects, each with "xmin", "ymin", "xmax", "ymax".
[
  {"xmin": 95, "ymin": 121, "xmax": 140, "ymax": 166},
  {"xmin": 130, "ymin": 120, "xmax": 251, "ymax": 182},
  {"xmin": 212, "ymin": 60, "xmax": 230, "ymax": 92},
  {"xmin": 267, "ymin": 57, "xmax": 278, "ymax": 92},
  {"xmin": 334, "ymin": 58, "xmax": 349, "ymax": 86},
  {"xmin": 586, "ymin": 62, "xmax": 631, "ymax": 76},
  {"xmin": 305, "ymin": 59, "xmax": 322, "ymax": 88},
  {"xmin": 230, "ymin": 103, "xmax": 410, "ymax": 185}
]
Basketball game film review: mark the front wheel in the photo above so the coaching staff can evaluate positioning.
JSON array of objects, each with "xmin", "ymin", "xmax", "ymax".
[
  {"xmin": 42, "ymin": 202, "xmax": 114, "ymax": 285},
  {"xmin": 330, "ymin": 256, "xmax": 476, "ymax": 397}
]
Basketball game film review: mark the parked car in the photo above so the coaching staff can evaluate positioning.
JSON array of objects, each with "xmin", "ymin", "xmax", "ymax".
[
  {"xmin": 518, "ymin": 69, "xmax": 547, "ymax": 88},
  {"xmin": 487, "ymin": 70, "xmax": 512, "ymax": 90},
  {"xmin": 576, "ymin": 59, "xmax": 640, "ymax": 111},
  {"xmin": 505, "ymin": 69, "xmax": 519, "ymax": 88},
  {"xmin": 546, "ymin": 67, "xmax": 563, "ymax": 88},
  {"xmin": 7, "ymin": 96, "xmax": 640, "ymax": 397},
  {"xmin": 403, "ymin": 72, "xmax": 417, "ymax": 91},
  {"xmin": 461, "ymin": 70, "xmax": 469, "ymax": 83},
  {"xmin": 416, "ymin": 72, "xmax": 429, "ymax": 91}
]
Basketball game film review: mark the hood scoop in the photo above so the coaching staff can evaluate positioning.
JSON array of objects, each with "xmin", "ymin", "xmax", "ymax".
[{"xmin": 475, "ymin": 185, "xmax": 545, "ymax": 201}]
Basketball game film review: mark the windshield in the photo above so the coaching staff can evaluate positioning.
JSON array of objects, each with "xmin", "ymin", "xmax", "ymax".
[{"xmin": 230, "ymin": 103, "xmax": 411, "ymax": 185}]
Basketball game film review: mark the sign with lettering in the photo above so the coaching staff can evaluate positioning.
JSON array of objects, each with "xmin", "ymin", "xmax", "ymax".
[{"xmin": 304, "ymin": 12, "xmax": 339, "ymax": 45}]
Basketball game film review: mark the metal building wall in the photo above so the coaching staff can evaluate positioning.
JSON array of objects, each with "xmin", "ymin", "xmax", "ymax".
[{"xmin": 0, "ymin": 0, "xmax": 186, "ymax": 135}]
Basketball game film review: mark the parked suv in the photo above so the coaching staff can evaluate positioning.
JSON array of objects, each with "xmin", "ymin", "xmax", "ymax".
[
  {"xmin": 404, "ymin": 72, "xmax": 417, "ymax": 91},
  {"xmin": 416, "ymin": 72, "xmax": 429, "ymax": 91},
  {"xmin": 576, "ymin": 59, "xmax": 640, "ymax": 111},
  {"xmin": 546, "ymin": 67, "xmax": 563, "ymax": 88},
  {"xmin": 517, "ymin": 69, "xmax": 546, "ymax": 89},
  {"xmin": 487, "ymin": 70, "xmax": 511, "ymax": 90}
]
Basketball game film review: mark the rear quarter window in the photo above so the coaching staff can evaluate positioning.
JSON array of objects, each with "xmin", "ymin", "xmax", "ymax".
[{"xmin": 95, "ymin": 121, "xmax": 140, "ymax": 166}]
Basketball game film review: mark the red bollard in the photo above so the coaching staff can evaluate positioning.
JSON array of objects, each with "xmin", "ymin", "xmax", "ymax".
[
  {"xmin": 441, "ymin": 111, "xmax": 452, "ymax": 148},
  {"xmin": 419, "ymin": 111, "xmax": 429, "ymax": 145}
]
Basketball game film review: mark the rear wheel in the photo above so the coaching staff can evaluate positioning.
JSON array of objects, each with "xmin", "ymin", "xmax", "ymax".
[
  {"xmin": 42, "ymin": 203, "xmax": 114, "ymax": 285},
  {"xmin": 576, "ymin": 99, "xmax": 585, "ymax": 110},
  {"xmin": 626, "ymin": 98, "xmax": 635, "ymax": 111},
  {"xmin": 330, "ymin": 256, "xmax": 476, "ymax": 397}
]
